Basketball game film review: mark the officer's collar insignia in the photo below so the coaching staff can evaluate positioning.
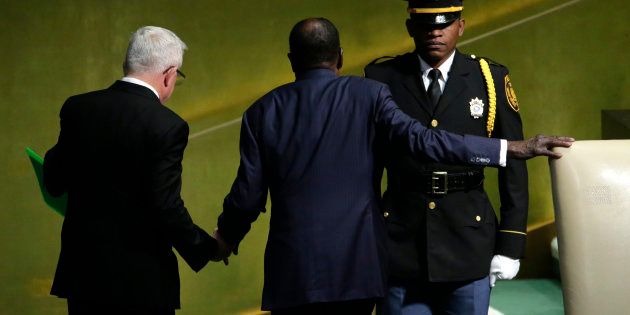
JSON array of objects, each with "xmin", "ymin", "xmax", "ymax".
[
  {"xmin": 505, "ymin": 75, "xmax": 519, "ymax": 112},
  {"xmin": 469, "ymin": 97, "xmax": 484, "ymax": 119}
]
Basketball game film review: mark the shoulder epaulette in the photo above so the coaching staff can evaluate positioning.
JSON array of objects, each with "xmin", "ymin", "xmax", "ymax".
[
  {"xmin": 472, "ymin": 55, "xmax": 506, "ymax": 68},
  {"xmin": 368, "ymin": 56, "xmax": 395, "ymax": 65},
  {"xmin": 472, "ymin": 54, "xmax": 519, "ymax": 115}
]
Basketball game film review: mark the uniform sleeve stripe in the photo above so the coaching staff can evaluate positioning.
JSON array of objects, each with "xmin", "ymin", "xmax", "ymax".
[{"xmin": 500, "ymin": 229, "xmax": 527, "ymax": 236}]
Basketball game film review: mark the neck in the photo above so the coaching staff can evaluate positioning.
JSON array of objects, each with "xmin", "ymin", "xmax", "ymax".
[
  {"xmin": 292, "ymin": 59, "xmax": 340, "ymax": 76},
  {"xmin": 295, "ymin": 65, "xmax": 338, "ymax": 76},
  {"xmin": 419, "ymin": 50, "xmax": 456, "ymax": 68},
  {"xmin": 324, "ymin": 64, "xmax": 339, "ymax": 76},
  {"xmin": 127, "ymin": 72, "xmax": 164, "ymax": 100}
]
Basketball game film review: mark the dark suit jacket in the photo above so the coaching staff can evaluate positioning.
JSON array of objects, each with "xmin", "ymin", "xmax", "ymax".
[
  {"xmin": 365, "ymin": 51, "xmax": 528, "ymax": 283},
  {"xmin": 44, "ymin": 80, "xmax": 217, "ymax": 309},
  {"xmin": 216, "ymin": 69, "xmax": 503, "ymax": 310}
]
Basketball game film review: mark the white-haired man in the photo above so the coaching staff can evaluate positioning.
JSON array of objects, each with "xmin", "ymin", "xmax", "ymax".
[{"xmin": 44, "ymin": 26, "xmax": 222, "ymax": 315}]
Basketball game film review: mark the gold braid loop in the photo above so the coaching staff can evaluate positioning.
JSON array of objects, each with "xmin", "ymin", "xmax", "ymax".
[{"xmin": 479, "ymin": 59, "xmax": 496, "ymax": 138}]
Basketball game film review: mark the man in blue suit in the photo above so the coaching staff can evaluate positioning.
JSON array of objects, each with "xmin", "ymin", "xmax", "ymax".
[{"xmin": 214, "ymin": 18, "xmax": 572, "ymax": 314}]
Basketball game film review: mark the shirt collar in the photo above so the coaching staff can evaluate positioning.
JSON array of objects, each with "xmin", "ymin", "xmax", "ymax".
[
  {"xmin": 121, "ymin": 77, "xmax": 160, "ymax": 99},
  {"xmin": 418, "ymin": 50, "xmax": 456, "ymax": 82}
]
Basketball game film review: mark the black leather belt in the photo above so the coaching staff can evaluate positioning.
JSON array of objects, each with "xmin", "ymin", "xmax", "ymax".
[{"xmin": 421, "ymin": 170, "xmax": 484, "ymax": 195}]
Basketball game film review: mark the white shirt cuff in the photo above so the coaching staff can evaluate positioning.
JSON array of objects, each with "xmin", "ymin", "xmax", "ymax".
[{"xmin": 499, "ymin": 139, "xmax": 507, "ymax": 167}]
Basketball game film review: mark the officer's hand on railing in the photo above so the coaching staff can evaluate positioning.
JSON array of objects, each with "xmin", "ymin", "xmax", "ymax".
[{"xmin": 508, "ymin": 135, "xmax": 574, "ymax": 159}]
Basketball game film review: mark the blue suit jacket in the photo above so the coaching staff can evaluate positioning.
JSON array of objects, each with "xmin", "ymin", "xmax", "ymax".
[{"xmin": 218, "ymin": 69, "xmax": 501, "ymax": 310}]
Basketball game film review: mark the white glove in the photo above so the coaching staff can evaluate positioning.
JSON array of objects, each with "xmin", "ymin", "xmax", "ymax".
[{"xmin": 489, "ymin": 255, "xmax": 520, "ymax": 287}]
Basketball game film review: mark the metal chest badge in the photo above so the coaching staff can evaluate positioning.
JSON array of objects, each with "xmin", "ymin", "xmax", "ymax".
[{"xmin": 469, "ymin": 97, "xmax": 484, "ymax": 119}]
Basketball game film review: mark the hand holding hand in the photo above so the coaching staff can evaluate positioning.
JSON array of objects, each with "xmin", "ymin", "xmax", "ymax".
[
  {"xmin": 508, "ymin": 135, "xmax": 574, "ymax": 159},
  {"xmin": 489, "ymin": 255, "xmax": 520, "ymax": 287},
  {"xmin": 211, "ymin": 228, "xmax": 234, "ymax": 266}
]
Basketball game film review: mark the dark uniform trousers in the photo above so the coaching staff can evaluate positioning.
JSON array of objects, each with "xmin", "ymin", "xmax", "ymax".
[{"xmin": 365, "ymin": 50, "xmax": 528, "ymax": 313}]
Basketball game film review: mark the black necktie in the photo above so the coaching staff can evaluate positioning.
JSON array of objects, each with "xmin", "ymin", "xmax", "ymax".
[{"xmin": 427, "ymin": 69, "xmax": 442, "ymax": 110}]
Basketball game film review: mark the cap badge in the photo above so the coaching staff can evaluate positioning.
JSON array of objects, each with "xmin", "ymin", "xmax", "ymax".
[
  {"xmin": 435, "ymin": 14, "xmax": 447, "ymax": 24},
  {"xmin": 469, "ymin": 97, "xmax": 484, "ymax": 119}
]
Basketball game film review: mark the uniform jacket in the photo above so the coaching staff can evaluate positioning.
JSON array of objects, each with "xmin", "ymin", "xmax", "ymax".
[
  {"xmin": 364, "ymin": 50, "xmax": 529, "ymax": 283},
  {"xmin": 44, "ymin": 80, "xmax": 217, "ymax": 309},
  {"xmin": 216, "ymin": 68, "xmax": 503, "ymax": 310}
]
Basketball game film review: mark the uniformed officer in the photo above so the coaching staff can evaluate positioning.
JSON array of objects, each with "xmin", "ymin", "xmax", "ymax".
[{"xmin": 365, "ymin": 1, "xmax": 528, "ymax": 314}]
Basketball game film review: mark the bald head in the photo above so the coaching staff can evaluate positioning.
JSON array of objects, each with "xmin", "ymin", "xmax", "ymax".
[{"xmin": 288, "ymin": 18, "xmax": 342, "ymax": 73}]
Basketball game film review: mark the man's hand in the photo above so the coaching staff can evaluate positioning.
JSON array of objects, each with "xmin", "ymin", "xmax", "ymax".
[
  {"xmin": 489, "ymin": 255, "xmax": 520, "ymax": 287},
  {"xmin": 211, "ymin": 228, "xmax": 234, "ymax": 266},
  {"xmin": 508, "ymin": 135, "xmax": 574, "ymax": 159}
]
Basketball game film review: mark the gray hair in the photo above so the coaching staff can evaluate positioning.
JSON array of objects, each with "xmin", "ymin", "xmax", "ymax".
[{"xmin": 123, "ymin": 26, "xmax": 187, "ymax": 75}]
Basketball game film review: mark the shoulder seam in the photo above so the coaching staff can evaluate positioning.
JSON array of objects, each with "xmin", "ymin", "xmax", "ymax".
[
  {"xmin": 478, "ymin": 56, "xmax": 506, "ymax": 68},
  {"xmin": 368, "ymin": 56, "xmax": 396, "ymax": 66}
]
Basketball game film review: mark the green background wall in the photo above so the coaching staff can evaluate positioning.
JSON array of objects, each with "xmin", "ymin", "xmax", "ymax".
[{"xmin": 1, "ymin": 0, "xmax": 628, "ymax": 314}]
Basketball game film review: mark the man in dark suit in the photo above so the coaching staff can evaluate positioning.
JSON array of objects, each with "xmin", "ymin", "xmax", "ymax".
[
  {"xmin": 214, "ymin": 18, "xmax": 571, "ymax": 314},
  {"xmin": 364, "ymin": 1, "xmax": 530, "ymax": 314},
  {"xmin": 44, "ymin": 26, "xmax": 225, "ymax": 315}
]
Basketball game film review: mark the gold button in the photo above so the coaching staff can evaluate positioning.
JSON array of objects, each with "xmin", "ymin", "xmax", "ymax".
[
  {"xmin": 428, "ymin": 202, "xmax": 436, "ymax": 210},
  {"xmin": 383, "ymin": 211, "xmax": 390, "ymax": 218},
  {"xmin": 476, "ymin": 215, "xmax": 481, "ymax": 222},
  {"xmin": 431, "ymin": 119, "xmax": 438, "ymax": 128}
]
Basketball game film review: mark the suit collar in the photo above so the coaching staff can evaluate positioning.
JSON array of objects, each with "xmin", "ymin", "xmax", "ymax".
[
  {"xmin": 419, "ymin": 50, "xmax": 456, "ymax": 83},
  {"xmin": 397, "ymin": 53, "xmax": 432, "ymax": 117},
  {"xmin": 109, "ymin": 80, "xmax": 161, "ymax": 102},
  {"xmin": 387, "ymin": 50, "xmax": 473, "ymax": 118},
  {"xmin": 121, "ymin": 77, "xmax": 160, "ymax": 99},
  {"xmin": 295, "ymin": 68, "xmax": 336, "ymax": 81},
  {"xmin": 447, "ymin": 50, "xmax": 472, "ymax": 77},
  {"xmin": 400, "ymin": 52, "xmax": 422, "ymax": 75},
  {"xmin": 433, "ymin": 50, "xmax": 471, "ymax": 116}
]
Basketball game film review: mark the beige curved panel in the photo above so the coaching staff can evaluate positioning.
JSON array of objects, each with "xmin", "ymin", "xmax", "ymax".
[{"xmin": 550, "ymin": 140, "xmax": 630, "ymax": 315}]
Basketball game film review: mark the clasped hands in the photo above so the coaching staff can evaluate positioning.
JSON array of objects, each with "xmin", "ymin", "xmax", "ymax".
[{"xmin": 210, "ymin": 228, "xmax": 237, "ymax": 266}]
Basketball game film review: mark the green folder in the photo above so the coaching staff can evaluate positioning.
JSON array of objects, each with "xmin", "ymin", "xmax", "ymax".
[{"xmin": 26, "ymin": 147, "xmax": 67, "ymax": 216}]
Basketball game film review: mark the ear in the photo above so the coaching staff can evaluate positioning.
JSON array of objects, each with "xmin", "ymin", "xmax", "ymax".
[
  {"xmin": 458, "ymin": 19, "xmax": 466, "ymax": 37},
  {"xmin": 163, "ymin": 67, "xmax": 177, "ymax": 87},
  {"xmin": 336, "ymin": 48, "xmax": 344, "ymax": 70},
  {"xmin": 288, "ymin": 52, "xmax": 298, "ymax": 73},
  {"xmin": 406, "ymin": 19, "xmax": 414, "ymax": 37}
]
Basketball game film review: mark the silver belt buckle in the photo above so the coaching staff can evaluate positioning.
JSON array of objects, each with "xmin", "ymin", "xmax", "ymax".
[{"xmin": 431, "ymin": 171, "xmax": 448, "ymax": 195}]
